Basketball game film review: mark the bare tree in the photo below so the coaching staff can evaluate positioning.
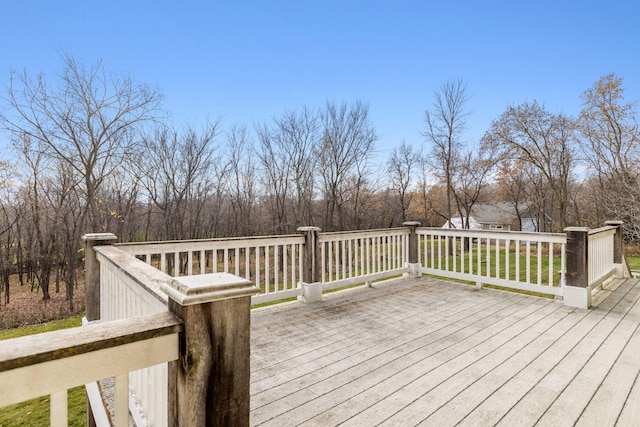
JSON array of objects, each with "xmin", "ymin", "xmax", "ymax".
[
  {"xmin": 484, "ymin": 101, "xmax": 577, "ymax": 231},
  {"xmin": 578, "ymin": 73, "xmax": 640, "ymax": 240},
  {"xmin": 423, "ymin": 79, "xmax": 470, "ymax": 229},
  {"xmin": 141, "ymin": 121, "xmax": 220, "ymax": 240},
  {"xmin": 0, "ymin": 53, "xmax": 162, "ymax": 232},
  {"xmin": 451, "ymin": 146, "xmax": 499, "ymax": 230},
  {"xmin": 318, "ymin": 100, "xmax": 376, "ymax": 231},
  {"xmin": 226, "ymin": 125, "xmax": 257, "ymax": 236},
  {"xmin": 387, "ymin": 141, "xmax": 420, "ymax": 224},
  {"xmin": 271, "ymin": 107, "xmax": 319, "ymax": 227}
]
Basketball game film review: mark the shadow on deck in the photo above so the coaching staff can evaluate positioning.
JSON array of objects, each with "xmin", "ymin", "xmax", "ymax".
[{"xmin": 250, "ymin": 276, "xmax": 640, "ymax": 426}]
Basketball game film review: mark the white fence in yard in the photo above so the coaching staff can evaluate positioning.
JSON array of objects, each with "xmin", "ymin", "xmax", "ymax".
[{"xmin": 416, "ymin": 228, "xmax": 567, "ymax": 297}]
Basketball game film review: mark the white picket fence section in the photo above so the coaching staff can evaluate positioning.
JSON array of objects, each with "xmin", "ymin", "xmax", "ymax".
[
  {"xmin": 588, "ymin": 226, "xmax": 617, "ymax": 287},
  {"xmin": 416, "ymin": 228, "xmax": 567, "ymax": 297},
  {"xmin": 96, "ymin": 245, "xmax": 172, "ymax": 427},
  {"xmin": 317, "ymin": 228, "xmax": 409, "ymax": 290},
  {"xmin": 116, "ymin": 235, "xmax": 305, "ymax": 304}
]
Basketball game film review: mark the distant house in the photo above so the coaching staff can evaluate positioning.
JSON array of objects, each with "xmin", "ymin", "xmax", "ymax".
[{"xmin": 442, "ymin": 202, "xmax": 536, "ymax": 231}]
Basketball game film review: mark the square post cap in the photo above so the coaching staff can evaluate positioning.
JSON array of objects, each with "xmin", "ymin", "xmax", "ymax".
[{"xmin": 161, "ymin": 272, "xmax": 260, "ymax": 306}]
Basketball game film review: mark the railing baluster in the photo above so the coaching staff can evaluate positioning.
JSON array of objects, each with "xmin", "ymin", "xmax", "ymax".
[
  {"xmin": 537, "ymin": 241, "xmax": 542, "ymax": 285},
  {"xmin": 114, "ymin": 373, "xmax": 129, "ymax": 427},
  {"xmin": 50, "ymin": 390, "xmax": 67, "ymax": 427}
]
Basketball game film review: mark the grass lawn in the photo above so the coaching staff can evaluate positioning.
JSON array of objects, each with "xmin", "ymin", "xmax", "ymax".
[
  {"xmin": 626, "ymin": 254, "xmax": 640, "ymax": 271},
  {"xmin": 0, "ymin": 316, "xmax": 86, "ymax": 427}
]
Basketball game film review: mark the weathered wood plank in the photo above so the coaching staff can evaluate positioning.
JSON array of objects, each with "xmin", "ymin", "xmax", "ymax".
[
  {"xmin": 494, "ymin": 278, "xmax": 640, "ymax": 426},
  {"xmin": 250, "ymin": 276, "xmax": 640, "ymax": 427},
  {"xmin": 537, "ymin": 281, "xmax": 640, "ymax": 425},
  {"xmin": 253, "ymin": 284, "xmax": 546, "ymax": 425},
  {"xmin": 575, "ymin": 323, "xmax": 640, "ymax": 425},
  {"xmin": 0, "ymin": 312, "xmax": 182, "ymax": 372},
  {"xmin": 336, "ymin": 299, "xmax": 560, "ymax": 426},
  {"xmin": 456, "ymin": 278, "xmax": 635, "ymax": 426}
]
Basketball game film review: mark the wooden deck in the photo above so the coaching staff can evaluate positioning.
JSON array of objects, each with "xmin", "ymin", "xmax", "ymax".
[{"xmin": 250, "ymin": 276, "xmax": 640, "ymax": 426}]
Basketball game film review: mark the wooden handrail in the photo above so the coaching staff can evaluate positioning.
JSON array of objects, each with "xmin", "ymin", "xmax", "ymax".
[{"xmin": 0, "ymin": 312, "xmax": 182, "ymax": 373}]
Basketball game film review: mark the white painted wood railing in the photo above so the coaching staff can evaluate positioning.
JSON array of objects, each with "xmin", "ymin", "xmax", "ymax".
[
  {"xmin": 116, "ymin": 235, "xmax": 305, "ymax": 305},
  {"xmin": 317, "ymin": 228, "xmax": 409, "ymax": 290},
  {"xmin": 416, "ymin": 228, "xmax": 567, "ymax": 297},
  {"xmin": 95, "ymin": 245, "xmax": 172, "ymax": 427},
  {"xmin": 588, "ymin": 226, "xmax": 617, "ymax": 287},
  {"xmin": 0, "ymin": 313, "xmax": 181, "ymax": 427}
]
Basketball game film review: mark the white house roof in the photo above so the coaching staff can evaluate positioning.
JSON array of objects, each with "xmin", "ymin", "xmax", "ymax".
[{"xmin": 441, "ymin": 216, "xmax": 482, "ymax": 230}]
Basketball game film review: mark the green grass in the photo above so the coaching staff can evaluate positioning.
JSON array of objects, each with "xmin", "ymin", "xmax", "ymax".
[
  {"xmin": 626, "ymin": 255, "xmax": 640, "ymax": 271},
  {"xmin": 0, "ymin": 316, "xmax": 86, "ymax": 427}
]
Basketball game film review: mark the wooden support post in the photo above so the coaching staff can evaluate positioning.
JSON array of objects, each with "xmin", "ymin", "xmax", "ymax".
[
  {"xmin": 81, "ymin": 233, "xmax": 117, "ymax": 427},
  {"xmin": 563, "ymin": 227, "xmax": 590, "ymax": 309},
  {"xmin": 605, "ymin": 220, "xmax": 624, "ymax": 265},
  {"xmin": 82, "ymin": 233, "xmax": 118, "ymax": 322},
  {"xmin": 403, "ymin": 221, "xmax": 421, "ymax": 278},
  {"xmin": 297, "ymin": 226, "xmax": 323, "ymax": 302},
  {"xmin": 297, "ymin": 226, "xmax": 321, "ymax": 283},
  {"xmin": 164, "ymin": 273, "xmax": 259, "ymax": 427}
]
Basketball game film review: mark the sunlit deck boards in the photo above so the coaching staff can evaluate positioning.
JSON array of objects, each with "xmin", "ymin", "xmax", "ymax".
[{"xmin": 250, "ymin": 276, "xmax": 640, "ymax": 427}]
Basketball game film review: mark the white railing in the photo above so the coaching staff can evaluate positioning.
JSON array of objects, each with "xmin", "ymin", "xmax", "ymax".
[
  {"xmin": 95, "ymin": 245, "xmax": 172, "ymax": 427},
  {"xmin": 0, "ymin": 312, "xmax": 180, "ymax": 427},
  {"xmin": 318, "ymin": 228, "xmax": 409, "ymax": 291},
  {"xmin": 416, "ymin": 228, "xmax": 566, "ymax": 296},
  {"xmin": 588, "ymin": 226, "xmax": 617, "ymax": 287},
  {"xmin": 116, "ymin": 235, "xmax": 305, "ymax": 305}
]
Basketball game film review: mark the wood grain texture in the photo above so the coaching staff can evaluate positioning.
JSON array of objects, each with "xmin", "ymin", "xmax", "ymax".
[
  {"xmin": 169, "ymin": 296, "xmax": 252, "ymax": 427},
  {"xmin": 250, "ymin": 276, "xmax": 640, "ymax": 426},
  {"xmin": 0, "ymin": 312, "xmax": 182, "ymax": 372}
]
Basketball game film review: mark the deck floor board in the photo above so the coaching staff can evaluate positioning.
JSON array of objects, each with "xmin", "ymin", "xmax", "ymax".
[{"xmin": 250, "ymin": 277, "xmax": 640, "ymax": 426}]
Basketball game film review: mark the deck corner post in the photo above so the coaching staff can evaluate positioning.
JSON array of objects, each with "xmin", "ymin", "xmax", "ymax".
[
  {"xmin": 403, "ymin": 221, "xmax": 421, "ymax": 278},
  {"xmin": 297, "ymin": 226, "xmax": 323, "ymax": 302},
  {"xmin": 164, "ymin": 273, "xmax": 260, "ymax": 427},
  {"xmin": 563, "ymin": 227, "xmax": 590, "ymax": 309},
  {"xmin": 81, "ymin": 233, "xmax": 118, "ymax": 322},
  {"xmin": 81, "ymin": 232, "xmax": 117, "ymax": 427},
  {"xmin": 605, "ymin": 220, "xmax": 624, "ymax": 274}
]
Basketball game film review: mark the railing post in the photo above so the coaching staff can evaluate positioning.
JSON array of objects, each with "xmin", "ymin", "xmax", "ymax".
[
  {"xmin": 82, "ymin": 233, "xmax": 118, "ymax": 322},
  {"xmin": 403, "ymin": 221, "xmax": 421, "ymax": 278},
  {"xmin": 605, "ymin": 220, "xmax": 624, "ymax": 276},
  {"xmin": 297, "ymin": 226, "xmax": 323, "ymax": 302},
  {"xmin": 164, "ymin": 272, "xmax": 259, "ymax": 426},
  {"xmin": 563, "ymin": 227, "xmax": 590, "ymax": 309},
  {"xmin": 81, "ymin": 233, "xmax": 118, "ymax": 427}
]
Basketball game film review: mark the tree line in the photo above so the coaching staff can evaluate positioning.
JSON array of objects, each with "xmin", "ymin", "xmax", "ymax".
[{"xmin": 0, "ymin": 54, "xmax": 638, "ymax": 307}]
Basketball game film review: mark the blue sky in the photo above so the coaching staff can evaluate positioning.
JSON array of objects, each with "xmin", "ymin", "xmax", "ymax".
[{"xmin": 1, "ymin": 1, "xmax": 638, "ymax": 161}]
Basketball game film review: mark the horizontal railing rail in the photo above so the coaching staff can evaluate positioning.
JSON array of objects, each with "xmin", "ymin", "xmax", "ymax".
[
  {"xmin": 588, "ymin": 226, "xmax": 617, "ymax": 287},
  {"xmin": 0, "ymin": 312, "xmax": 182, "ymax": 427},
  {"xmin": 416, "ymin": 227, "xmax": 567, "ymax": 296},
  {"xmin": 117, "ymin": 234, "xmax": 305, "ymax": 304},
  {"xmin": 317, "ymin": 228, "xmax": 409, "ymax": 290}
]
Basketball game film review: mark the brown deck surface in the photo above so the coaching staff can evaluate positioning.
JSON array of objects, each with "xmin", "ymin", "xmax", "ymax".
[{"xmin": 250, "ymin": 276, "xmax": 640, "ymax": 427}]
